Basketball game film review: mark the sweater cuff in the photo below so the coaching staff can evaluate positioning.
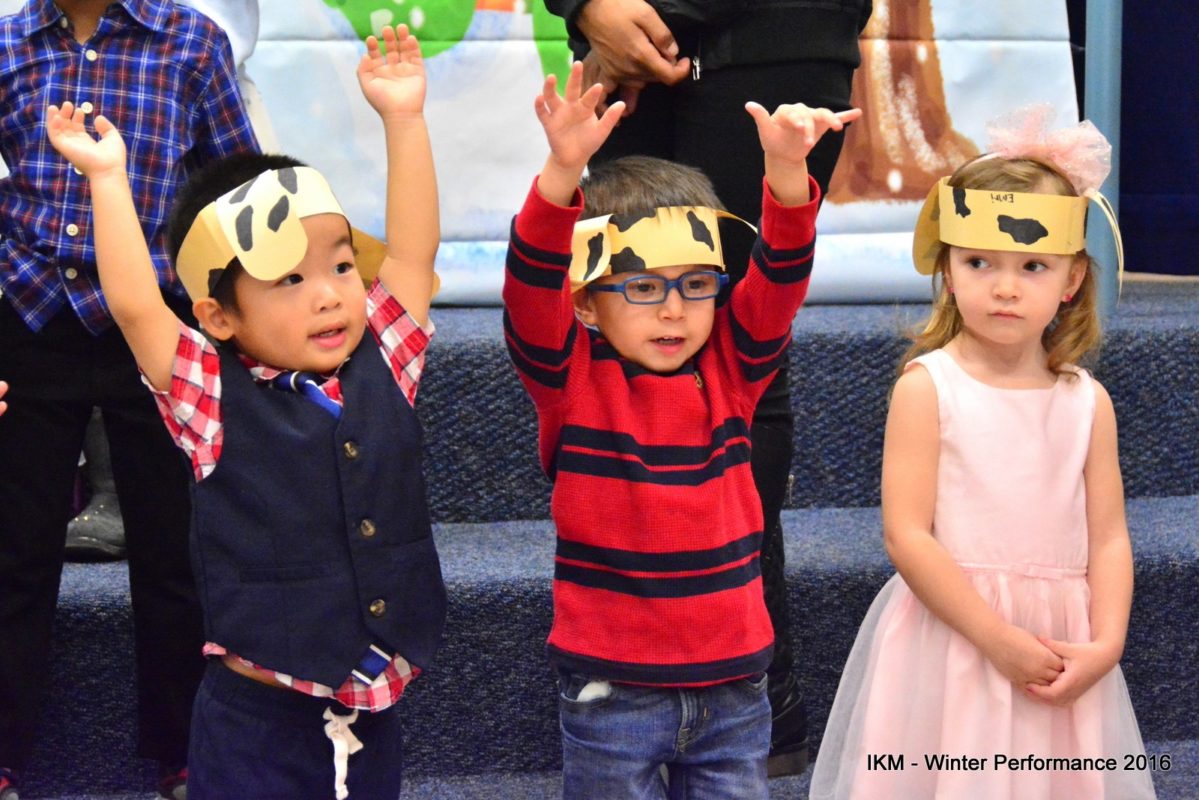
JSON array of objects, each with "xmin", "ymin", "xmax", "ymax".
[
  {"xmin": 515, "ymin": 176, "xmax": 585, "ymax": 253},
  {"xmin": 759, "ymin": 175, "xmax": 820, "ymax": 250}
]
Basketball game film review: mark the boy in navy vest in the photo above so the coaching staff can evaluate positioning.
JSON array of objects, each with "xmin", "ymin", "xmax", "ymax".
[
  {"xmin": 504, "ymin": 64, "xmax": 859, "ymax": 797},
  {"xmin": 46, "ymin": 24, "xmax": 444, "ymax": 799}
]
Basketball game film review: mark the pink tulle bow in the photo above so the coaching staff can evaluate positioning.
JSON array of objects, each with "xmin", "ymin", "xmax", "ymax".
[{"xmin": 984, "ymin": 104, "xmax": 1112, "ymax": 197}]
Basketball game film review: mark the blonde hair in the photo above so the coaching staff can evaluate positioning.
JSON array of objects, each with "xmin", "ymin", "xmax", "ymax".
[{"xmin": 903, "ymin": 156, "xmax": 1102, "ymax": 377}]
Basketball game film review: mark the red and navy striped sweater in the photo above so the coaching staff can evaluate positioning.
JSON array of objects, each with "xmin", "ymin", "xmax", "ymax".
[{"xmin": 503, "ymin": 177, "xmax": 819, "ymax": 686}]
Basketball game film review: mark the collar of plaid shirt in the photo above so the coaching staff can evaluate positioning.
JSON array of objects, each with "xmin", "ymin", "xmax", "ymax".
[
  {"xmin": 17, "ymin": 0, "xmax": 171, "ymax": 36},
  {"xmin": 0, "ymin": 0, "xmax": 258, "ymax": 334}
]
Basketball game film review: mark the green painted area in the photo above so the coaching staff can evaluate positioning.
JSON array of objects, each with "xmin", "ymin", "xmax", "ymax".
[
  {"xmin": 321, "ymin": 0, "xmax": 475, "ymax": 58},
  {"xmin": 530, "ymin": 1, "xmax": 571, "ymax": 87},
  {"xmin": 322, "ymin": 0, "xmax": 571, "ymax": 82}
]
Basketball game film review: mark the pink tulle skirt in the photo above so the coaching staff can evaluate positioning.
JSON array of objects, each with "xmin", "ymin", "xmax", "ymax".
[{"xmin": 809, "ymin": 572, "xmax": 1157, "ymax": 799}]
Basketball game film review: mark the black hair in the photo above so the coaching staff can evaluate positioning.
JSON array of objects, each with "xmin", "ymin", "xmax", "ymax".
[{"xmin": 167, "ymin": 152, "xmax": 307, "ymax": 312}]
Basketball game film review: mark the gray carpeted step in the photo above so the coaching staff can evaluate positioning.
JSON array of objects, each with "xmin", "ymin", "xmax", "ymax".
[
  {"xmin": 24, "ymin": 496, "xmax": 1198, "ymax": 797},
  {"xmin": 419, "ymin": 281, "xmax": 1198, "ymax": 521}
]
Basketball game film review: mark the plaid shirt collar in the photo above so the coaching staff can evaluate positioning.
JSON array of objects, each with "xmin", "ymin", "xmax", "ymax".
[
  {"xmin": 235, "ymin": 351, "xmax": 349, "ymax": 385},
  {"xmin": 17, "ymin": 0, "xmax": 171, "ymax": 37}
]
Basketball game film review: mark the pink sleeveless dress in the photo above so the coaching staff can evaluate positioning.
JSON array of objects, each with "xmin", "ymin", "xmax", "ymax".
[{"xmin": 809, "ymin": 349, "xmax": 1155, "ymax": 800}]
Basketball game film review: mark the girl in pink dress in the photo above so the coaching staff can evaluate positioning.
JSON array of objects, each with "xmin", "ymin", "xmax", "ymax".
[{"xmin": 810, "ymin": 108, "xmax": 1156, "ymax": 800}]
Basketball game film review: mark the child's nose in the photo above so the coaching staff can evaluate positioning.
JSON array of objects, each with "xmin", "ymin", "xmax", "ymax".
[
  {"xmin": 993, "ymin": 271, "xmax": 1020, "ymax": 298},
  {"xmin": 315, "ymin": 279, "xmax": 342, "ymax": 310},
  {"xmin": 658, "ymin": 285, "xmax": 686, "ymax": 317}
]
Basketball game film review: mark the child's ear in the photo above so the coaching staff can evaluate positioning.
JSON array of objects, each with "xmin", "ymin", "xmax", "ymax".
[
  {"xmin": 192, "ymin": 297, "xmax": 237, "ymax": 342},
  {"xmin": 572, "ymin": 289, "xmax": 599, "ymax": 327}
]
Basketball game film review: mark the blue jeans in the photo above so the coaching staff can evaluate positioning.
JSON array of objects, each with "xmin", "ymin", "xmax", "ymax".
[{"xmin": 558, "ymin": 670, "xmax": 771, "ymax": 800}]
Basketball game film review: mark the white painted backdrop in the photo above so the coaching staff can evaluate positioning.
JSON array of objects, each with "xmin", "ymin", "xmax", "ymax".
[{"xmin": 0, "ymin": 0, "xmax": 1081, "ymax": 303}]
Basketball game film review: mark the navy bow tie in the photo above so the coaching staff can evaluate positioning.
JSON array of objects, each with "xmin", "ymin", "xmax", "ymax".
[{"xmin": 272, "ymin": 371, "xmax": 342, "ymax": 419}]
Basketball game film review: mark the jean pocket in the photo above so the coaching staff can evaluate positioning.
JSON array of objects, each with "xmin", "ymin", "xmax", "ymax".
[
  {"xmin": 731, "ymin": 671, "xmax": 769, "ymax": 698},
  {"xmin": 558, "ymin": 671, "xmax": 614, "ymax": 710}
]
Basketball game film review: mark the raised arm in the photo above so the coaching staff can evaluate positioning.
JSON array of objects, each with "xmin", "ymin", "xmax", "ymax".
[
  {"xmin": 745, "ymin": 102, "xmax": 861, "ymax": 206},
  {"xmin": 356, "ymin": 25, "xmax": 439, "ymax": 327},
  {"xmin": 45, "ymin": 103, "xmax": 179, "ymax": 391},
  {"xmin": 721, "ymin": 103, "xmax": 861, "ymax": 401},
  {"xmin": 533, "ymin": 61, "xmax": 626, "ymax": 204},
  {"xmin": 882, "ymin": 366, "xmax": 1066, "ymax": 689}
]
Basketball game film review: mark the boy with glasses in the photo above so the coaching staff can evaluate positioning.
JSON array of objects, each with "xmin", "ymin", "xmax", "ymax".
[{"xmin": 504, "ymin": 62, "xmax": 857, "ymax": 797}]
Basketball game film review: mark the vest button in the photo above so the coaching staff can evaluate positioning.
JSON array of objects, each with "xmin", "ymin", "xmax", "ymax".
[
  {"xmin": 369, "ymin": 599, "xmax": 387, "ymax": 617},
  {"xmin": 343, "ymin": 441, "xmax": 360, "ymax": 459},
  {"xmin": 359, "ymin": 519, "xmax": 377, "ymax": 538}
]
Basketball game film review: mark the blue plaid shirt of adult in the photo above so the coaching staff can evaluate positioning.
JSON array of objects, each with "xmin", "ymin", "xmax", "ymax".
[{"xmin": 0, "ymin": 0, "xmax": 260, "ymax": 334}]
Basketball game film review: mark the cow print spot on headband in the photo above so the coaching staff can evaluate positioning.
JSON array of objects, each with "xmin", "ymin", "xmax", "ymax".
[
  {"xmin": 610, "ymin": 247, "xmax": 647, "ymax": 274},
  {"xmin": 583, "ymin": 232, "xmax": 605, "ymax": 282},
  {"xmin": 686, "ymin": 210, "xmax": 715, "ymax": 251},
  {"xmin": 952, "ymin": 186, "xmax": 972, "ymax": 218},
  {"xmin": 611, "ymin": 210, "xmax": 655, "ymax": 232},
  {"xmin": 997, "ymin": 215, "xmax": 1049, "ymax": 246},
  {"xmin": 227, "ymin": 168, "xmax": 302, "ymax": 254}
]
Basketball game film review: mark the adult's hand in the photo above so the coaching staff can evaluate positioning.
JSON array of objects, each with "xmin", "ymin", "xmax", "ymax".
[
  {"xmin": 582, "ymin": 51, "xmax": 646, "ymax": 117},
  {"xmin": 576, "ymin": 0, "xmax": 690, "ymax": 88}
]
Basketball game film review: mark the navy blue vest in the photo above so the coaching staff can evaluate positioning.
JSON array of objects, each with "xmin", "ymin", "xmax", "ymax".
[{"xmin": 191, "ymin": 336, "xmax": 446, "ymax": 687}]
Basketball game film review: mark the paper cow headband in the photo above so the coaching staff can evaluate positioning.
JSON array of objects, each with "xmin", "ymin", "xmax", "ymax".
[
  {"xmin": 175, "ymin": 166, "xmax": 397, "ymax": 302},
  {"xmin": 912, "ymin": 106, "xmax": 1123, "ymax": 280},
  {"xmin": 569, "ymin": 206, "xmax": 754, "ymax": 292},
  {"xmin": 912, "ymin": 179, "xmax": 1086, "ymax": 275},
  {"xmin": 911, "ymin": 177, "xmax": 1123, "ymax": 279}
]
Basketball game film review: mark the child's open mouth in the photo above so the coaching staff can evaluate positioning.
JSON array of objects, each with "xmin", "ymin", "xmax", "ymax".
[{"xmin": 311, "ymin": 327, "xmax": 347, "ymax": 348}]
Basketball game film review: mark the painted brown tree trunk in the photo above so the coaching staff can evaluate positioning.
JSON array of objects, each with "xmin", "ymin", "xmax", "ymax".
[{"xmin": 828, "ymin": 0, "xmax": 980, "ymax": 203}]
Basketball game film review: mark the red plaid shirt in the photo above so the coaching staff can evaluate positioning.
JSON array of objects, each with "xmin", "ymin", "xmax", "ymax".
[{"xmin": 148, "ymin": 279, "xmax": 432, "ymax": 711}]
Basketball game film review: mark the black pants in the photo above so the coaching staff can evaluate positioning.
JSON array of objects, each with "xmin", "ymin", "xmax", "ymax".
[
  {"xmin": 593, "ymin": 58, "xmax": 856, "ymax": 685},
  {"xmin": 189, "ymin": 661, "xmax": 404, "ymax": 800},
  {"xmin": 0, "ymin": 298, "xmax": 203, "ymax": 771}
]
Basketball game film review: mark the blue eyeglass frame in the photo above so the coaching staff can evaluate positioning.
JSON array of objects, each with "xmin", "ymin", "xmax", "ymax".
[{"xmin": 588, "ymin": 270, "xmax": 729, "ymax": 304}]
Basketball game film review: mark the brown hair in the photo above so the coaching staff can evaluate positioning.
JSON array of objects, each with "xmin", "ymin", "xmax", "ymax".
[
  {"xmin": 580, "ymin": 155, "xmax": 724, "ymax": 217},
  {"xmin": 903, "ymin": 156, "xmax": 1102, "ymax": 377}
]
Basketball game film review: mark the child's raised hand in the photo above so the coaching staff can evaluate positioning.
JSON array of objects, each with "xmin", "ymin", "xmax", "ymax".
[
  {"xmin": 357, "ymin": 25, "xmax": 426, "ymax": 117},
  {"xmin": 744, "ymin": 102, "xmax": 861, "ymax": 166},
  {"xmin": 1024, "ymin": 636, "xmax": 1120, "ymax": 707},
  {"xmin": 535, "ymin": 61, "xmax": 625, "ymax": 174},
  {"xmin": 45, "ymin": 102, "xmax": 126, "ymax": 179},
  {"xmin": 984, "ymin": 623, "xmax": 1065, "ymax": 688}
]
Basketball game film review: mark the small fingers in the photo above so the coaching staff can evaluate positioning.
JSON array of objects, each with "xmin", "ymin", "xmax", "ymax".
[
  {"xmin": 380, "ymin": 25, "xmax": 400, "ymax": 64},
  {"xmin": 597, "ymin": 100, "xmax": 626, "ymax": 135},
  {"xmin": 562, "ymin": 61, "xmax": 585, "ymax": 102},
  {"xmin": 744, "ymin": 101, "xmax": 771, "ymax": 127},
  {"xmin": 836, "ymin": 107, "xmax": 863, "ymax": 125},
  {"xmin": 540, "ymin": 73, "xmax": 562, "ymax": 113},
  {"xmin": 579, "ymin": 81, "xmax": 608, "ymax": 114}
]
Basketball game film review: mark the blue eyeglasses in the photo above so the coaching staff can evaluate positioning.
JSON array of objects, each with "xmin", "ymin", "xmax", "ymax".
[{"xmin": 588, "ymin": 270, "xmax": 728, "ymax": 304}]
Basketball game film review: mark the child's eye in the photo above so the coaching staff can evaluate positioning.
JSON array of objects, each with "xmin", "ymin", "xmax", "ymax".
[
  {"xmin": 627, "ymin": 280, "xmax": 659, "ymax": 295},
  {"xmin": 1023, "ymin": 261, "xmax": 1048, "ymax": 273},
  {"xmin": 335, "ymin": 262, "xmax": 355, "ymax": 275},
  {"xmin": 966, "ymin": 257, "xmax": 989, "ymax": 270},
  {"xmin": 279, "ymin": 274, "xmax": 303, "ymax": 286}
]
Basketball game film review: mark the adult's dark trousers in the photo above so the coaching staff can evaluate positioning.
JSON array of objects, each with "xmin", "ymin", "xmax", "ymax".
[
  {"xmin": 592, "ymin": 58, "xmax": 855, "ymax": 691},
  {"xmin": 0, "ymin": 297, "xmax": 203, "ymax": 772}
]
